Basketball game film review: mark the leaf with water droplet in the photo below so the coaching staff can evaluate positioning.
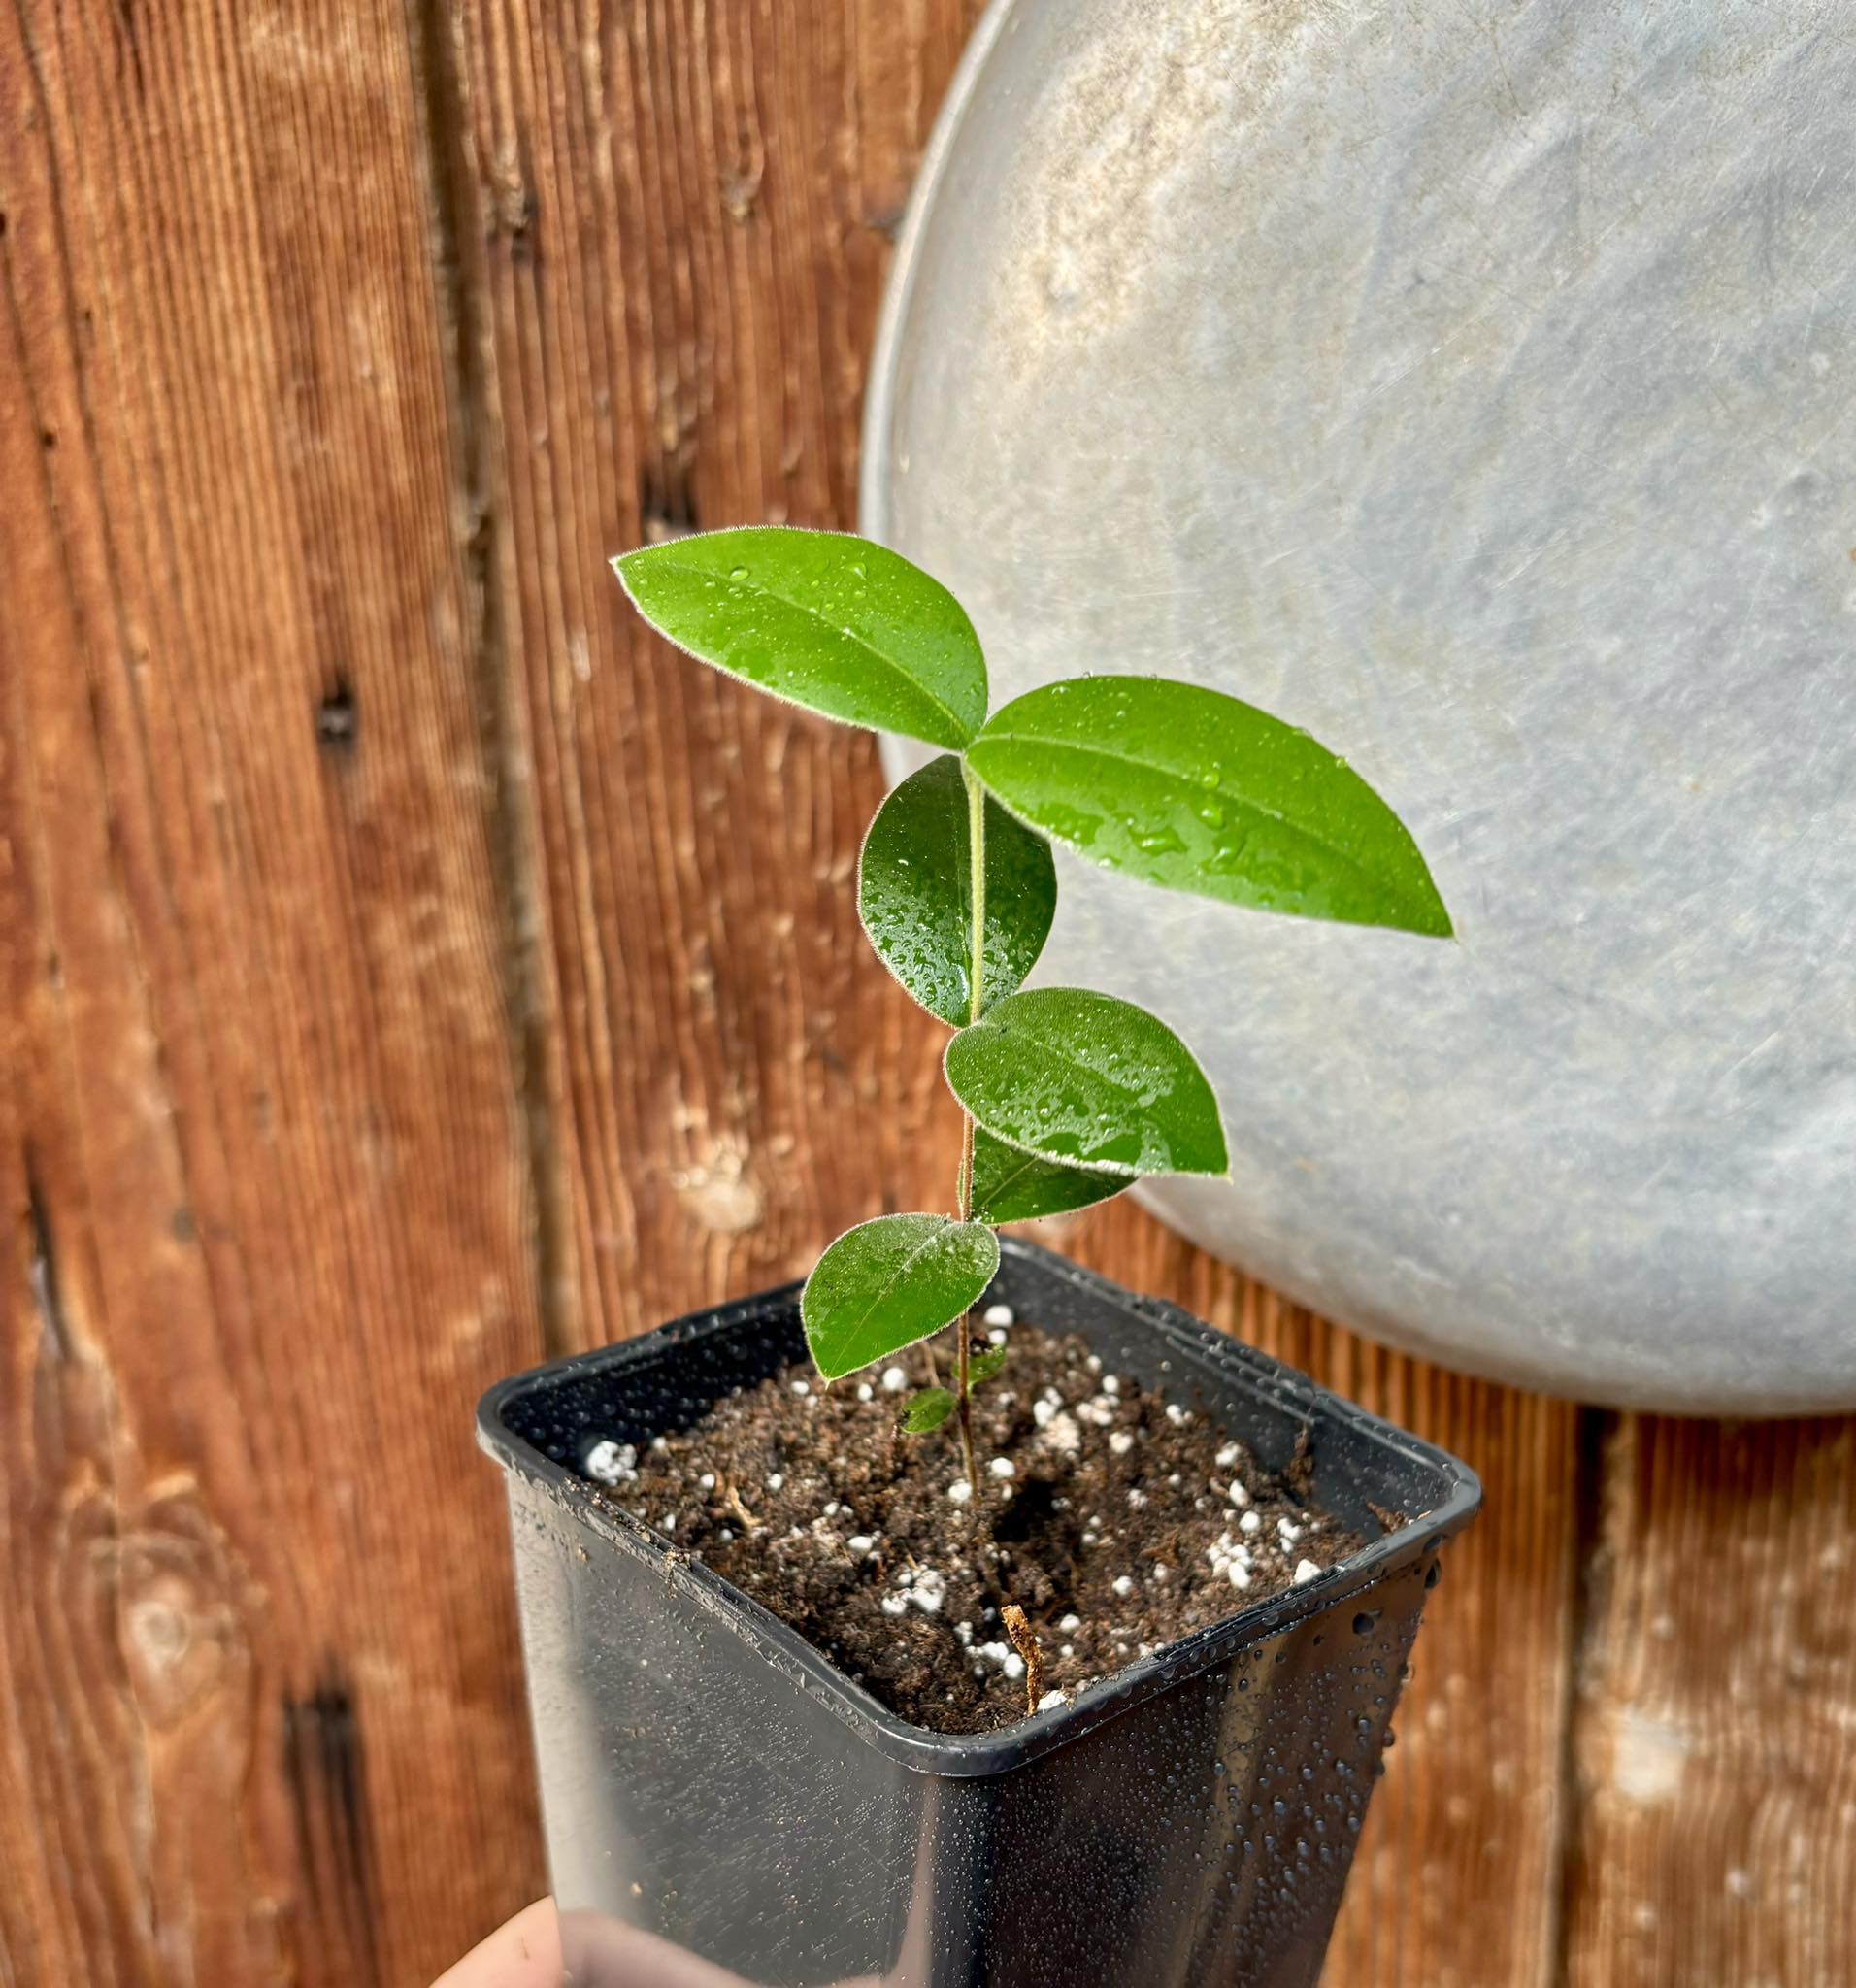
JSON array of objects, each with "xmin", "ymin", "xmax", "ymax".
[
  {"xmin": 613, "ymin": 527, "xmax": 988, "ymax": 748},
  {"xmin": 899, "ymin": 1387, "xmax": 956, "ymax": 1434},
  {"xmin": 966, "ymin": 677, "xmax": 1452, "ymax": 936},
  {"xmin": 945, "ymin": 988, "xmax": 1228, "ymax": 1176},
  {"xmin": 967, "ymin": 1126, "xmax": 1133, "ymax": 1223},
  {"xmin": 962, "ymin": 1347, "xmax": 1010, "ymax": 1393},
  {"xmin": 858, "ymin": 756, "xmax": 1057, "ymax": 1026},
  {"xmin": 802, "ymin": 1213, "xmax": 1001, "ymax": 1379}
]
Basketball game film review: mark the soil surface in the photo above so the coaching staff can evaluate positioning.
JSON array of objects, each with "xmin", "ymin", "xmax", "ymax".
[{"xmin": 589, "ymin": 1314, "xmax": 1361, "ymax": 1734}]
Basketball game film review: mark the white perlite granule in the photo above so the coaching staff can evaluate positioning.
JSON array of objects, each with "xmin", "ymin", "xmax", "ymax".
[
  {"xmin": 1037, "ymin": 1689, "xmax": 1066, "ymax": 1712},
  {"xmin": 1111, "ymin": 1574, "xmax": 1136, "ymax": 1598},
  {"xmin": 946, "ymin": 1479, "xmax": 973, "ymax": 1505},
  {"xmin": 1207, "ymin": 1531, "xmax": 1255, "ymax": 1591},
  {"xmin": 582, "ymin": 1440, "xmax": 636, "ymax": 1486},
  {"xmin": 881, "ymin": 1366, "xmax": 908, "ymax": 1392},
  {"xmin": 988, "ymin": 1456, "xmax": 1015, "ymax": 1479},
  {"xmin": 983, "ymin": 1303, "xmax": 1014, "ymax": 1328},
  {"xmin": 1294, "ymin": 1559, "xmax": 1321, "ymax": 1585},
  {"xmin": 909, "ymin": 1568, "xmax": 947, "ymax": 1614},
  {"xmin": 1038, "ymin": 1411, "xmax": 1081, "ymax": 1455}
]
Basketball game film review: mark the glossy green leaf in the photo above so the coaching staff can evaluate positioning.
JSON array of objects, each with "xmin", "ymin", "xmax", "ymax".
[
  {"xmin": 858, "ymin": 756, "xmax": 1057, "ymax": 1027},
  {"xmin": 613, "ymin": 528, "xmax": 986, "ymax": 749},
  {"xmin": 899, "ymin": 1388, "xmax": 956, "ymax": 1434},
  {"xmin": 967, "ymin": 1345, "xmax": 1010, "ymax": 1387},
  {"xmin": 945, "ymin": 988, "xmax": 1228, "ymax": 1176},
  {"xmin": 966, "ymin": 677, "xmax": 1452, "ymax": 937},
  {"xmin": 968, "ymin": 1127, "xmax": 1134, "ymax": 1224},
  {"xmin": 802, "ymin": 1214, "xmax": 1001, "ymax": 1379}
]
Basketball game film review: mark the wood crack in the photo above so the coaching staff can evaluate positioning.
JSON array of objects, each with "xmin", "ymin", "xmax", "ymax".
[
  {"xmin": 23, "ymin": 1149, "xmax": 73, "ymax": 1363},
  {"xmin": 1548, "ymin": 1405, "xmax": 1619, "ymax": 1986},
  {"xmin": 406, "ymin": 0, "xmax": 570, "ymax": 1359}
]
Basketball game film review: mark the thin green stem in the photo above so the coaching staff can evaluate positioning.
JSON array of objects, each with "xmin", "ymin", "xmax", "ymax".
[
  {"xmin": 952, "ymin": 762, "xmax": 988, "ymax": 1500},
  {"xmin": 965, "ymin": 762, "xmax": 987, "ymax": 1022}
]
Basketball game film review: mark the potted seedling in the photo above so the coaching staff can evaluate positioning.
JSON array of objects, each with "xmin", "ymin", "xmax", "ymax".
[{"xmin": 480, "ymin": 528, "xmax": 1480, "ymax": 1988}]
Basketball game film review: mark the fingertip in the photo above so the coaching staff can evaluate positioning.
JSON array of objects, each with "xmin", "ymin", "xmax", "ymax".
[{"xmin": 430, "ymin": 1898, "xmax": 562, "ymax": 1988}]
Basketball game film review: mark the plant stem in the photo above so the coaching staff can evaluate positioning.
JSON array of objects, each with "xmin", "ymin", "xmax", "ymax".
[
  {"xmin": 964, "ymin": 761, "xmax": 987, "ymax": 1021},
  {"xmin": 952, "ymin": 762, "xmax": 988, "ymax": 1502}
]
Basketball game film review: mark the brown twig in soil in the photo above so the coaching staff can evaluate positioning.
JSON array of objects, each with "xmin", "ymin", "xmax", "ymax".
[
  {"xmin": 954, "ymin": 1315, "xmax": 980, "ymax": 1502},
  {"xmin": 1001, "ymin": 1603, "xmax": 1044, "ymax": 1719},
  {"xmin": 722, "ymin": 1484, "xmax": 761, "ymax": 1533}
]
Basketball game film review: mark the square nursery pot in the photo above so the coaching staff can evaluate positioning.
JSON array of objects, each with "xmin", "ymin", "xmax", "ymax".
[{"xmin": 479, "ymin": 1237, "xmax": 1480, "ymax": 1988}]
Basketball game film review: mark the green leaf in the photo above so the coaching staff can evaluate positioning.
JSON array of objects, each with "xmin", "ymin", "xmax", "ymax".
[
  {"xmin": 967, "ymin": 1345, "xmax": 1010, "ymax": 1387},
  {"xmin": 802, "ymin": 1214, "xmax": 1001, "ymax": 1379},
  {"xmin": 945, "ymin": 988, "xmax": 1228, "ymax": 1176},
  {"xmin": 899, "ymin": 1388, "xmax": 956, "ymax": 1434},
  {"xmin": 613, "ymin": 528, "xmax": 987, "ymax": 749},
  {"xmin": 858, "ymin": 756, "xmax": 1057, "ymax": 1027},
  {"xmin": 966, "ymin": 677, "xmax": 1452, "ymax": 938},
  {"xmin": 968, "ymin": 1127, "xmax": 1134, "ymax": 1224}
]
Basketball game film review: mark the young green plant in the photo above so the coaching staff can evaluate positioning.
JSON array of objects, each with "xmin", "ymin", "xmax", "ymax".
[{"xmin": 614, "ymin": 527, "xmax": 1451, "ymax": 1497}]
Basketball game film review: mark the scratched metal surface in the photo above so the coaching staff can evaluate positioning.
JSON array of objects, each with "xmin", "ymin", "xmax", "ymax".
[{"xmin": 864, "ymin": 0, "xmax": 1856, "ymax": 1410}]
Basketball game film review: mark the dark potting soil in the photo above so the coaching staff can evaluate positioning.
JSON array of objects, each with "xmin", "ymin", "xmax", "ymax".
[{"xmin": 592, "ymin": 1315, "xmax": 1361, "ymax": 1735}]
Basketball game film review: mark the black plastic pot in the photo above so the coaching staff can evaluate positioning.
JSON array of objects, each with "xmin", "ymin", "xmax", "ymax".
[{"xmin": 479, "ymin": 1237, "xmax": 1480, "ymax": 1988}]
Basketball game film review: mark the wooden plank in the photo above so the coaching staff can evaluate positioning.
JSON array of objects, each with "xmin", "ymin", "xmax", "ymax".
[
  {"xmin": 0, "ymin": 2, "xmax": 545, "ymax": 1981},
  {"xmin": 449, "ymin": 0, "xmax": 989, "ymax": 1354},
  {"xmin": 452, "ymin": 4, "xmax": 1583, "ymax": 1982},
  {"xmin": 1562, "ymin": 1413, "xmax": 1856, "ymax": 1988}
]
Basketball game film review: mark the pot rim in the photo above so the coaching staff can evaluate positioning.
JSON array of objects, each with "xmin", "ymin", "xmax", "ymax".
[{"xmin": 479, "ymin": 1237, "xmax": 1480, "ymax": 1778}]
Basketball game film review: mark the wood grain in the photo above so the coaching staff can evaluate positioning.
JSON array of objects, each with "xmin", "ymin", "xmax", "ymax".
[
  {"xmin": 447, "ymin": 0, "xmax": 987, "ymax": 1353},
  {"xmin": 0, "ymin": 1, "xmax": 545, "ymax": 1981},
  {"xmin": 1562, "ymin": 1414, "xmax": 1856, "ymax": 1988}
]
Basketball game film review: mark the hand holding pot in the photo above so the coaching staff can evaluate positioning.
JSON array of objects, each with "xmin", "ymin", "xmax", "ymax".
[{"xmin": 432, "ymin": 1899, "xmax": 879, "ymax": 1988}]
